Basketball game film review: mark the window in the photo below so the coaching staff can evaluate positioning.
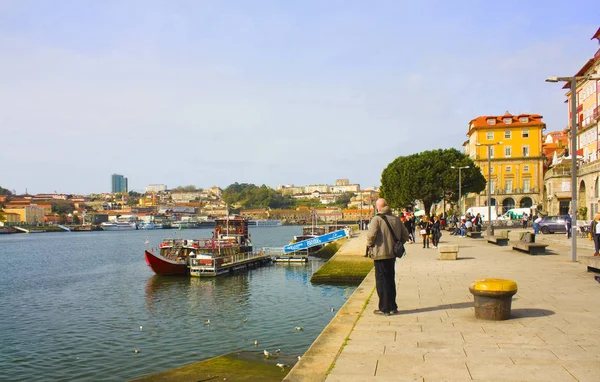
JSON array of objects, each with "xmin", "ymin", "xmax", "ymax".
[
  {"xmin": 522, "ymin": 129, "xmax": 529, "ymax": 138},
  {"xmin": 519, "ymin": 117, "xmax": 529, "ymax": 123},
  {"xmin": 490, "ymin": 180, "xmax": 496, "ymax": 193},
  {"xmin": 523, "ymin": 179, "xmax": 531, "ymax": 192},
  {"xmin": 505, "ymin": 179, "xmax": 513, "ymax": 192},
  {"xmin": 505, "ymin": 146, "xmax": 512, "ymax": 157},
  {"xmin": 506, "ymin": 166, "xmax": 512, "ymax": 172},
  {"xmin": 490, "ymin": 166, "xmax": 494, "ymax": 173},
  {"xmin": 487, "ymin": 119, "xmax": 496, "ymax": 125},
  {"xmin": 504, "ymin": 130, "xmax": 511, "ymax": 139},
  {"xmin": 523, "ymin": 165, "xmax": 529, "ymax": 172},
  {"xmin": 504, "ymin": 118, "xmax": 512, "ymax": 124},
  {"xmin": 489, "ymin": 147, "xmax": 495, "ymax": 158},
  {"xmin": 486, "ymin": 131, "xmax": 494, "ymax": 140},
  {"xmin": 522, "ymin": 145, "xmax": 529, "ymax": 157}
]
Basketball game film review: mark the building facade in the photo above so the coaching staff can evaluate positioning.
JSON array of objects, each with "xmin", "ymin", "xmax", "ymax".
[
  {"xmin": 465, "ymin": 112, "xmax": 546, "ymax": 214},
  {"xmin": 543, "ymin": 28, "xmax": 600, "ymax": 218},
  {"xmin": 111, "ymin": 174, "xmax": 128, "ymax": 193},
  {"xmin": 145, "ymin": 184, "xmax": 167, "ymax": 193}
]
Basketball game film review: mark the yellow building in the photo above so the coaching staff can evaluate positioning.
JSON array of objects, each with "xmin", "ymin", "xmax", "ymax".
[
  {"xmin": 464, "ymin": 112, "xmax": 546, "ymax": 213},
  {"xmin": 4, "ymin": 205, "xmax": 46, "ymax": 224}
]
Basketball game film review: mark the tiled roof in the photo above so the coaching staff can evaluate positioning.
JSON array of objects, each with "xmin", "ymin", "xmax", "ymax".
[{"xmin": 469, "ymin": 113, "xmax": 544, "ymax": 129}]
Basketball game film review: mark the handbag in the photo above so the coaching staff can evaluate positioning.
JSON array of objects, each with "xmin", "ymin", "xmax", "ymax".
[
  {"xmin": 419, "ymin": 229, "xmax": 426, "ymax": 235},
  {"xmin": 380, "ymin": 215, "xmax": 406, "ymax": 259}
]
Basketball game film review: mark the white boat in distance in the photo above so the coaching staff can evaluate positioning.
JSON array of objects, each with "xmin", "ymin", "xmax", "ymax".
[
  {"xmin": 247, "ymin": 219, "xmax": 282, "ymax": 227},
  {"xmin": 138, "ymin": 222, "xmax": 162, "ymax": 230},
  {"xmin": 100, "ymin": 222, "xmax": 137, "ymax": 231}
]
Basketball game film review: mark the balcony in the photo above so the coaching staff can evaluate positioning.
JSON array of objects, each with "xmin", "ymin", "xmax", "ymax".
[{"xmin": 483, "ymin": 188, "xmax": 539, "ymax": 195}]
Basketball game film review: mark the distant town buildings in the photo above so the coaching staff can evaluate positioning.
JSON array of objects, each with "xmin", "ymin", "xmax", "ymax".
[
  {"xmin": 145, "ymin": 184, "xmax": 167, "ymax": 193},
  {"xmin": 111, "ymin": 174, "xmax": 128, "ymax": 193},
  {"xmin": 277, "ymin": 179, "xmax": 361, "ymax": 196}
]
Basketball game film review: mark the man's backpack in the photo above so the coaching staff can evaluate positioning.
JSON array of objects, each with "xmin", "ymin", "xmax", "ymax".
[{"xmin": 380, "ymin": 215, "xmax": 406, "ymax": 259}]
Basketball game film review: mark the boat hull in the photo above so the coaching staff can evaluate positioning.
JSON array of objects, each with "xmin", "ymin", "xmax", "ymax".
[{"xmin": 144, "ymin": 250, "xmax": 189, "ymax": 275}]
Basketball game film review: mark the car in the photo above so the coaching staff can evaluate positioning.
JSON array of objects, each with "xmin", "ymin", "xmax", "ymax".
[{"xmin": 538, "ymin": 216, "xmax": 567, "ymax": 234}]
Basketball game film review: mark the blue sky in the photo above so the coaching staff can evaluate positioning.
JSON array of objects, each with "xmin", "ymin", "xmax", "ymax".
[{"xmin": 0, "ymin": 0, "xmax": 598, "ymax": 194}]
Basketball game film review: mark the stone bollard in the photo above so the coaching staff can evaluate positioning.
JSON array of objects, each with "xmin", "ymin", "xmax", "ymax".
[
  {"xmin": 438, "ymin": 244, "xmax": 458, "ymax": 260},
  {"xmin": 469, "ymin": 278, "xmax": 518, "ymax": 320}
]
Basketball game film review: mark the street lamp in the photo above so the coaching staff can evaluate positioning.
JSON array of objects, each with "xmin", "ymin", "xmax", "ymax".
[
  {"xmin": 476, "ymin": 141, "xmax": 503, "ymax": 237},
  {"xmin": 545, "ymin": 73, "xmax": 600, "ymax": 262},
  {"xmin": 450, "ymin": 165, "xmax": 470, "ymax": 216}
]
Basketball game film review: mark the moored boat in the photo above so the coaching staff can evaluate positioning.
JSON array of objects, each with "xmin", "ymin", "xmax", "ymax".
[{"xmin": 144, "ymin": 216, "xmax": 270, "ymax": 277}]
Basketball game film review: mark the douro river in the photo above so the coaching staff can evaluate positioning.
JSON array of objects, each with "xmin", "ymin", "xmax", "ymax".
[{"xmin": 0, "ymin": 226, "xmax": 355, "ymax": 380}]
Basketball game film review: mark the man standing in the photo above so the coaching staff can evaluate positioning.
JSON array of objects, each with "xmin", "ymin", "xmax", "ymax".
[
  {"xmin": 367, "ymin": 198, "xmax": 410, "ymax": 316},
  {"xmin": 565, "ymin": 210, "xmax": 573, "ymax": 239}
]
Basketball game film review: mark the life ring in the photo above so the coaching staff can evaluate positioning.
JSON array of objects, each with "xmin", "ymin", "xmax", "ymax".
[{"xmin": 237, "ymin": 228, "xmax": 244, "ymax": 234}]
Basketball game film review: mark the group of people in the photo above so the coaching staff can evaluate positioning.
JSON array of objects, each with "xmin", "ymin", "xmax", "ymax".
[
  {"xmin": 398, "ymin": 211, "xmax": 444, "ymax": 249},
  {"xmin": 448, "ymin": 213, "xmax": 482, "ymax": 237}
]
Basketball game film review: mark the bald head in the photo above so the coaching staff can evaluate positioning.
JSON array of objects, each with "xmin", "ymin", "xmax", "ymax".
[{"xmin": 375, "ymin": 198, "xmax": 387, "ymax": 212}]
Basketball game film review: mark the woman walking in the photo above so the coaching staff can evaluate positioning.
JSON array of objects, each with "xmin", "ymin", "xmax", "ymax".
[
  {"xmin": 419, "ymin": 216, "xmax": 433, "ymax": 248},
  {"xmin": 590, "ymin": 213, "xmax": 600, "ymax": 256},
  {"xmin": 431, "ymin": 215, "xmax": 441, "ymax": 248}
]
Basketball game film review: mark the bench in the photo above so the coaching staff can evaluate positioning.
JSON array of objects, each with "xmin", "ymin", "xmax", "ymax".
[
  {"xmin": 438, "ymin": 244, "xmax": 458, "ymax": 260},
  {"xmin": 512, "ymin": 233, "xmax": 548, "ymax": 255},
  {"xmin": 578, "ymin": 256, "xmax": 600, "ymax": 273},
  {"xmin": 488, "ymin": 230, "xmax": 510, "ymax": 246},
  {"xmin": 488, "ymin": 236, "xmax": 509, "ymax": 246},
  {"xmin": 466, "ymin": 232, "xmax": 482, "ymax": 239}
]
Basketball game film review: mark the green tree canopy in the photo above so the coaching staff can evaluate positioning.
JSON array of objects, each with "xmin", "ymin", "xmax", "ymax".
[
  {"xmin": 0, "ymin": 186, "xmax": 12, "ymax": 196},
  {"xmin": 333, "ymin": 192, "xmax": 354, "ymax": 208},
  {"xmin": 172, "ymin": 185, "xmax": 201, "ymax": 192},
  {"xmin": 222, "ymin": 183, "xmax": 295, "ymax": 209},
  {"xmin": 380, "ymin": 148, "xmax": 486, "ymax": 214}
]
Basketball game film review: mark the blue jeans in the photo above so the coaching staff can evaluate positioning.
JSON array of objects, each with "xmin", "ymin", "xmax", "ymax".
[{"xmin": 533, "ymin": 223, "xmax": 539, "ymax": 234}]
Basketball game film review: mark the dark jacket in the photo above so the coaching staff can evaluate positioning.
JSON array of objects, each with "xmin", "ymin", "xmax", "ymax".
[{"xmin": 366, "ymin": 206, "xmax": 410, "ymax": 261}]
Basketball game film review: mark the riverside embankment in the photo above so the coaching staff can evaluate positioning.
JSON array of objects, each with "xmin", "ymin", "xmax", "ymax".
[{"xmin": 286, "ymin": 229, "xmax": 600, "ymax": 381}]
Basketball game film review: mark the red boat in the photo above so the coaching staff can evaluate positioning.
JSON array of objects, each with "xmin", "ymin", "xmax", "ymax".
[{"xmin": 144, "ymin": 217, "xmax": 255, "ymax": 276}]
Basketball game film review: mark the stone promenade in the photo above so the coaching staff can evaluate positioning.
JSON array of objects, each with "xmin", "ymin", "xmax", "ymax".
[{"xmin": 285, "ymin": 229, "xmax": 600, "ymax": 382}]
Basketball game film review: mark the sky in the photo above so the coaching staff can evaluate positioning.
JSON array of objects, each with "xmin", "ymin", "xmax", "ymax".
[{"xmin": 0, "ymin": 0, "xmax": 598, "ymax": 195}]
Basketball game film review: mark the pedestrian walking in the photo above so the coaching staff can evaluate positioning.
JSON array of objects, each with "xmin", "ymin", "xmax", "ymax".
[
  {"xmin": 431, "ymin": 215, "xmax": 441, "ymax": 248},
  {"xmin": 366, "ymin": 198, "xmax": 410, "ymax": 316},
  {"xmin": 533, "ymin": 215, "xmax": 542, "ymax": 234},
  {"xmin": 522, "ymin": 213, "xmax": 529, "ymax": 229},
  {"xmin": 590, "ymin": 212, "xmax": 600, "ymax": 257},
  {"xmin": 419, "ymin": 216, "xmax": 433, "ymax": 248},
  {"xmin": 404, "ymin": 215, "xmax": 414, "ymax": 244}
]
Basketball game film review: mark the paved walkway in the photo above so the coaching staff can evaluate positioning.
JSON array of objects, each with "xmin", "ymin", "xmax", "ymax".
[{"xmin": 285, "ymin": 229, "xmax": 600, "ymax": 381}]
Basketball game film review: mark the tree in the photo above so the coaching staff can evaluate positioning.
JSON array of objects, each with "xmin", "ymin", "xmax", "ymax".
[
  {"xmin": 380, "ymin": 149, "xmax": 486, "ymax": 214},
  {"xmin": 52, "ymin": 203, "xmax": 73, "ymax": 215},
  {"xmin": 0, "ymin": 186, "xmax": 12, "ymax": 196},
  {"xmin": 172, "ymin": 185, "xmax": 200, "ymax": 192},
  {"xmin": 334, "ymin": 192, "xmax": 354, "ymax": 207}
]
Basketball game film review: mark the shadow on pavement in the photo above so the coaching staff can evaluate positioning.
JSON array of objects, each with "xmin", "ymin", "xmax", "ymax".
[
  {"xmin": 398, "ymin": 301, "xmax": 473, "ymax": 315},
  {"xmin": 510, "ymin": 308, "xmax": 555, "ymax": 318}
]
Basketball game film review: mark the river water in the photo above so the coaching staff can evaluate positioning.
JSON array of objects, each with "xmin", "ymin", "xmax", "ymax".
[{"xmin": 0, "ymin": 227, "xmax": 355, "ymax": 381}]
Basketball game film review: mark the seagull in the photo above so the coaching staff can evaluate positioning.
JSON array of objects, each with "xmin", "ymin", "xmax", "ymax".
[
  {"xmin": 254, "ymin": 340, "xmax": 258, "ymax": 346},
  {"xmin": 139, "ymin": 326, "xmax": 143, "ymax": 332},
  {"xmin": 134, "ymin": 349, "xmax": 141, "ymax": 354},
  {"xmin": 274, "ymin": 349, "xmax": 281, "ymax": 354},
  {"xmin": 297, "ymin": 356, "xmax": 302, "ymax": 361},
  {"xmin": 295, "ymin": 326, "xmax": 304, "ymax": 331},
  {"xmin": 276, "ymin": 363, "xmax": 290, "ymax": 369},
  {"xmin": 263, "ymin": 350, "xmax": 271, "ymax": 358},
  {"xmin": 330, "ymin": 307, "xmax": 335, "ymax": 312},
  {"xmin": 242, "ymin": 319, "xmax": 248, "ymax": 323},
  {"xmin": 204, "ymin": 319, "xmax": 211, "ymax": 325}
]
